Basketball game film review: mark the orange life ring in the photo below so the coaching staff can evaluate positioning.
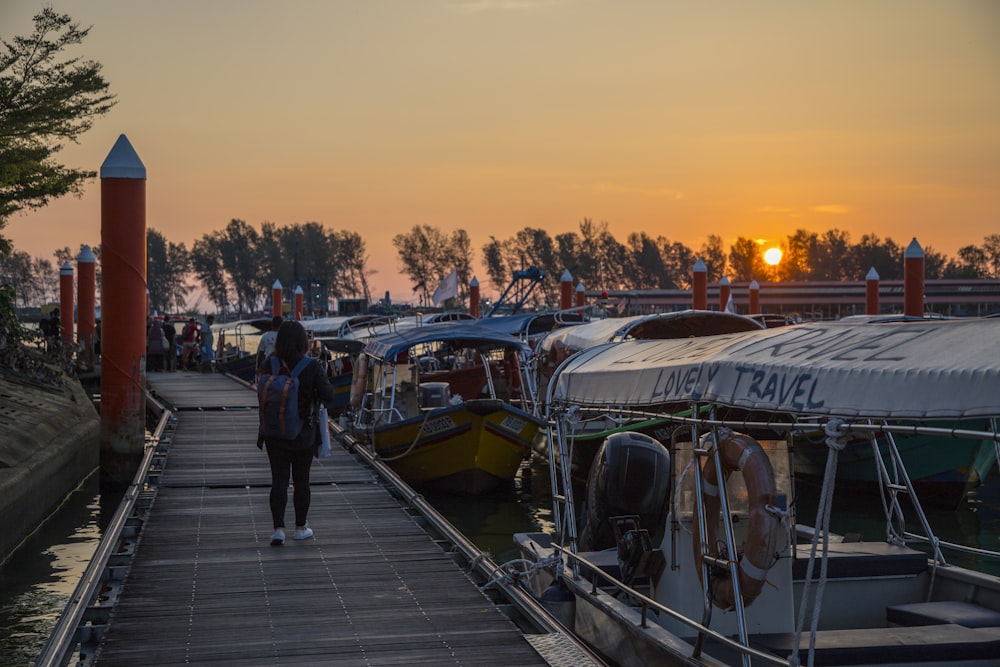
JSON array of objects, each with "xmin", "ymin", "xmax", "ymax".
[
  {"xmin": 693, "ymin": 431, "xmax": 780, "ymax": 610},
  {"xmin": 348, "ymin": 353, "xmax": 368, "ymax": 409}
]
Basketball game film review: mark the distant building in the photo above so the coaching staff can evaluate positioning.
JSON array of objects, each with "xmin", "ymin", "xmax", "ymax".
[{"xmin": 591, "ymin": 279, "xmax": 1000, "ymax": 319}]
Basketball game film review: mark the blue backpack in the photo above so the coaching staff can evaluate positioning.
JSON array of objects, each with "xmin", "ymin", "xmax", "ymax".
[{"xmin": 257, "ymin": 356, "xmax": 312, "ymax": 440}]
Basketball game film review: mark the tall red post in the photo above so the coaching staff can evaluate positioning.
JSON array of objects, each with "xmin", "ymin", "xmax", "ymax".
[
  {"xmin": 719, "ymin": 276, "xmax": 731, "ymax": 312},
  {"xmin": 294, "ymin": 286, "xmax": 304, "ymax": 321},
  {"xmin": 904, "ymin": 238, "xmax": 925, "ymax": 317},
  {"xmin": 749, "ymin": 279, "xmax": 760, "ymax": 314},
  {"xmin": 100, "ymin": 134, "xmax": 147, "ymax": 488},
  {"xmin": 560, "ymin": 269, "xmax": 573, "ymax": 310},
  {"xmin": 271, "ymin": 280, "xmax": 283, "ymax": 318},
  {"xmin": 692, "ymin": 258, "xmax": 707, "ymax": 310},
  {"xmin": 77, "ymin": 246, "xmax": 97, "ymax": 364},
  {"xmin": 59, "ymin": 262, "xmax": 74, "ymax": 344},
  {"xmin": 469, "ymin": 277, "xmax": 480, "ymax": 318},
  {"xmin": 865, "ymin": 267, "xmax": 880, "ymax": 315},
  {"xmin": 576, "ymin": 282, "xmax": 585, "ymax": 308}
]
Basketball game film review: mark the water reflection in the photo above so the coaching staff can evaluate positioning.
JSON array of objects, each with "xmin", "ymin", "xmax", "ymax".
[{"xmin": 0, "ymin": 474, "xmax": 102, "ymax": 665}]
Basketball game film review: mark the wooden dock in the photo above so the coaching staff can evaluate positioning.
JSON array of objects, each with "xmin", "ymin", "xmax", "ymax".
[{"xmin": 87, "ymin": 371, "xmax": 586, "ymax": 666}]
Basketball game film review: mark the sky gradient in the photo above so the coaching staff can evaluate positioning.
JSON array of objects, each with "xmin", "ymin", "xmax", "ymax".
[{"xmin": 3, "ymin": 1, "xmax": 999, "ymax": 302}]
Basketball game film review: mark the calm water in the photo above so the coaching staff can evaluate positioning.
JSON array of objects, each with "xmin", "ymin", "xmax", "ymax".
[{"xmin": 2, "ymin": 460, "xmax": 998, "ymax": 663}]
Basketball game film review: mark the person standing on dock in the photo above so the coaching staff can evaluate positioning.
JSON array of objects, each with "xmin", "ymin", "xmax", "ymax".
[
  {"xmin": 180, "ymin": 318, "xmax": 199, "ymax": 370},
  {"xmin": 199, "ymin": 314, "xmax": 215, "ymax": 373},
  {"xmin": 162, "ymin": 315, "xmax": 176, "ymax": 371},
  {"xmin": 257, "ymin": 320, "xmax": 336, "ymax": 546},
  {"xmin": 255, "ymin": 315, "xmax": 282, "ymax": 368}
]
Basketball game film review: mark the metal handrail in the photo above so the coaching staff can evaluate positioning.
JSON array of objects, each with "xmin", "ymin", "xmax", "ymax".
[
  {"xmin": 555, "ymin": 545, "xmax": 787, "ymax": 667},
  {"xmin": 35, "ymin": 407, "xmax": 172, "ymax": 667}
]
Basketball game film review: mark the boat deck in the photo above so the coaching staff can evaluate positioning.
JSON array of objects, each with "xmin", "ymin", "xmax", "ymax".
[{"xmin": 91, "ymin": 371, "xmax": 565, "ymax": 666}]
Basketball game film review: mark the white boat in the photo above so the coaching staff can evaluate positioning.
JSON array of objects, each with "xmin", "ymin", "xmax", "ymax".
[
  {"xmin": 514, "ymin": 318, "xmax": 1000, "ymax": 666},
  {"xmin": 531, "ymin": 309, "xmax": 765, "ymax": 480}
]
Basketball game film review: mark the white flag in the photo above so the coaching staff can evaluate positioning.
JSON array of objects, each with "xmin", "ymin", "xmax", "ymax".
[
  {"xmin": 725, "ymin": 293, "xmax": 737, "ymax": 314},
  {"xmin": 432, "ymin": 269, "xmax": 459, "ymax": 305}
]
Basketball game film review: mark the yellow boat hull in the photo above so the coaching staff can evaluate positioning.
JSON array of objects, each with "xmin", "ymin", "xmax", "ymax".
[{"xmin": 370, "ymin": 399, "xmax": 541, "ymax": 495}]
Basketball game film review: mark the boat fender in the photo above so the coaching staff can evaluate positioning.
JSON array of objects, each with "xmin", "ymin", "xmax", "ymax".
[
  {"xmin": 349, "ymin": 353, "xmax": 368, "ymax": 409},
  {"xmin": 694, "ymin": 431, "xmax": 780, "ymax": 611}
]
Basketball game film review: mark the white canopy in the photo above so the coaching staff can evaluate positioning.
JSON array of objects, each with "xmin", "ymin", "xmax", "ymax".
[
  {"xmin": 550, "ymin": 319, "xmax": 1000, "ymax": 419},
  {"xmin": 539, "ymin": 310, "xmax": 763, "ymax": 354}
]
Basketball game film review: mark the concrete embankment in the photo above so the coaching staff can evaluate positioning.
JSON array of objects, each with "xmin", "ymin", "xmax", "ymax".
[{"xmin": 0, "ymin": 368, "xmax": 99, "ymax": 563}]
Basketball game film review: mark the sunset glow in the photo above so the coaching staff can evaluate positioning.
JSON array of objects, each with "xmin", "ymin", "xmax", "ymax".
[{"xmin": 3, "ymin": 1, "xmax": 999, "ymax": 302}]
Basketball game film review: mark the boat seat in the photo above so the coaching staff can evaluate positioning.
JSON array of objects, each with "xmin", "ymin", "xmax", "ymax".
[
  {"xmin": 750, "ymin": 624, "xmax": 1000, "ymax": 665},
  {"xmin": 792, "ymin": 541, "xmax": 927, "ymax": 579},
  {"xmin": 887, "ymin": 600, "xmax": 1000, "ymax": 628}
]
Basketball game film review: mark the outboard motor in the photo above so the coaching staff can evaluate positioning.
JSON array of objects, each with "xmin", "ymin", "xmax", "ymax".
[{"xmin": 578, "ymin": 431, "xmax": 671, "ymax": 553}]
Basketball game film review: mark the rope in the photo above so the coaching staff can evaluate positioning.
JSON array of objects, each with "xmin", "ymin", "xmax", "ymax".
[
  {"xmin": 380, "ymin": 407, "xmax": 434, "ymax": 462},
  {"xmin": 790, "ymin": 418, "xmax": 847, "ymax": 667},
  {"xmin": 482, "ymin": 554, "xmax": 561, "ymax": 590}
]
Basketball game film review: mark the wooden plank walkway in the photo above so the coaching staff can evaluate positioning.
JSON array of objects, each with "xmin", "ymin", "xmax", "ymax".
[{"xmin": 93, "ymin": 371, "xmax": 555, "ymax": 666}]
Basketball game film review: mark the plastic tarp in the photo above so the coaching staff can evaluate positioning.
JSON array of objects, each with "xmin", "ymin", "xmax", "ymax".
[{"xmin": 550, "ymin": 319, "xmax": 1000, "ymax": 419}]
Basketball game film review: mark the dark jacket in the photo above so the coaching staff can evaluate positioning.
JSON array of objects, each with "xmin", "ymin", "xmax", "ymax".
[{"xmin": 258, "ymin": 354, "xmax": 336, "ymax": 450}]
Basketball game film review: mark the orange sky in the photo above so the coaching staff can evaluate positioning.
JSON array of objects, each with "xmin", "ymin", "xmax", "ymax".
[{"xmin": 3, "ymin": 1, "xmax": 999, "ymax": 303}]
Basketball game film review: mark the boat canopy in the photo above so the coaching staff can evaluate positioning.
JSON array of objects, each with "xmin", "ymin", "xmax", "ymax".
[
  {"xmin": 470, "ymin": 312, "xmax": 587, "ymax": 339},
  {"xmin": 550, "ymin": 319, "xmax": 1000, "ymax": 419},
  {"xmin": 538, "ymin": 309, "xmax": 762, "ymax": 355},
  {"xmin": 364, "ymin": 323, "xmax": 533, "ymax": 362}
]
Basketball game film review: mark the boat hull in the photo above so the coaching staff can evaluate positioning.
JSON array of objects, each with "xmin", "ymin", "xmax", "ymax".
[
  {"xmin": 793, "ymin": 420, "xmax": 997, "ymax": 509},
  {"xmin": 371, "ymin": 399, "xmax": 540, "ymax": 495}
]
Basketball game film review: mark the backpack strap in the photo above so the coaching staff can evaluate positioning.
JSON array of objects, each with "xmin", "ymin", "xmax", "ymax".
[{"xmin": 290, "ymin": 357, "xmax": 311, "ymax": 378}]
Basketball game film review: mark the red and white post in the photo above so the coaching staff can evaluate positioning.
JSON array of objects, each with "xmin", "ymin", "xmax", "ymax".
[
  {"xmin": 576, "ymin": 282, "xmax": 585, "ymax": 308},
  {"xmin": 77, "ymin": 246, "xmax": 97, "ymax": 365},
  {"xmin": 294, "ymin": 285, "xmax": 304, "ymax": 321},
  {"xmin": 271, "ymin": 280, "xmax": 283, "ymax": 318},
  {"xmin": 904, "ymin": 238, "xmax": 925, "ymax": 317},
  {"xmin": 865, "ymin": 267, "xmax": 880, "ymax": 315},
  {"xmin": 749, "ymin": 279, "xmax": 760, "ymax": 315},
  {"xmin": 99, "ymin": 134, "xmax": 147, "ymax": 488},
  {"xmin": 692, "ymin": 258, "xmax": 707, "ymax": 310},
  {"xmin": 560, "ymin": 269, "xmax": 573, "ymax": 310},
  {"xmin": 59, "ymin": 262, "xmax": 74, "ymax": 344},
  {"xmin": 469, "ymin": 277, "xmax": 480, "ymax": 318},
  {"xmin": 719, "ymin": 276, "xmax": 731, "ymax": 312}
]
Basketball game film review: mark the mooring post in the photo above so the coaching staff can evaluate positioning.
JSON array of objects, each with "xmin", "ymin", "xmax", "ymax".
[
  {"xmin": 77, "ymin": 246, "xmax": 97, "ymax": 364},
  {"xmin": 271, "ymin": 280, "xmax": 283, "ymax": 317},
  {"xmin": 576, "ymin": 281, "xmax": 585, "ymax": 308},
  {"xmin": 749, "ymin": 279, "xmax": 760, "ymax": 315},
  {"xmin": 294, "ymin": 285, "xmax": 304, "ymax": 321},
  {"xmin": 469, "ymin": 276, "xmax": 480, "ymax": 318},
  {"xmin": 904, "ymin": 238, "xmax": 925, "ymax": 317},
  {"xmin": 866, "ymin": 267, "xmax": 880, "ymax": 315},
  {"xmin": 59, "ymin": 263, "xmax": 74, "ymax": 344},
  {"xmin": 99, "ymin": 134, "xmax": 147, "ymax": 489},
  {"xmin": 692, "ymin": 258, "xmax": 707, "ymax": 310},
  {"xmin": 719, "ymin": 275, "xmax": 731, "ymax": 312},
  {"xmin": 560, "ymin": 269, "xmax": 573, "ymax": 310}
]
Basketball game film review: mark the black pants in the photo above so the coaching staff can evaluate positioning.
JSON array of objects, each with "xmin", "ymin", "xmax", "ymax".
[{"xmin": 265, "ymin": 444, "xmax": 313, "ymax": 528}]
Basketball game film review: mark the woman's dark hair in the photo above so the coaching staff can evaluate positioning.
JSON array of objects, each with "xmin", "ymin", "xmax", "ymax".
[{"xmin": 274, "ymin": 321, "xmax": 308, "ymax": 361}]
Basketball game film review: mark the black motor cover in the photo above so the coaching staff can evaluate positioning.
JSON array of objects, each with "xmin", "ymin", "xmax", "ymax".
[{"xmin": 578, "ymin": 431, "xmax": 671, "ymax": 551}]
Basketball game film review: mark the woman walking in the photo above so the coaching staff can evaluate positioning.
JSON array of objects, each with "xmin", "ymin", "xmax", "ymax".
[{"xmin": 257, "ymin": 320, "xmax": 335, "ymax": 546}]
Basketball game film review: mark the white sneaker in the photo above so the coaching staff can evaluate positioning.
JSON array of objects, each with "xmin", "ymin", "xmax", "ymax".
[
  {"xmin": 293, "ymin": 525, "xmax": 314, "ymax": 540},
  {"xmin": 270, "ymin": 528, "xmax": 285, "ymax": 546}
]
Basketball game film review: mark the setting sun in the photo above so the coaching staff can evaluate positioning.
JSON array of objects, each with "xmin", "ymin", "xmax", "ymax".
[{"xmin": 764, "ymin": 248, "xmax": 783, "ymax": 266}]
